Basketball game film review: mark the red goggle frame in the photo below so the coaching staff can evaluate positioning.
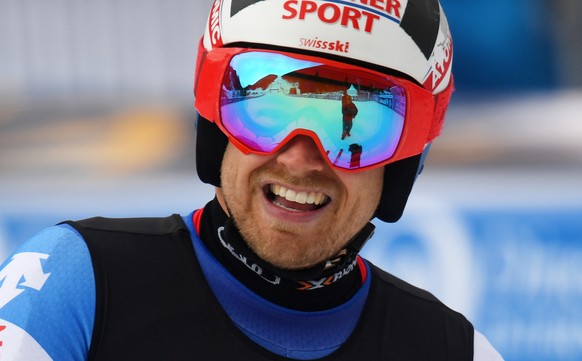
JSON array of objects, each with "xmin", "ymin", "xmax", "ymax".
[{"xmin": 194, "ymin": 43, "xmax": 453, "ymax": 171}]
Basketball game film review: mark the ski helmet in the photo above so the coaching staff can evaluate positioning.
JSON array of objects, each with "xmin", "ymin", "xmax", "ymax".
[{"xmin": 194, "ymin": 0, "xmax": 454, "ymax": 222}]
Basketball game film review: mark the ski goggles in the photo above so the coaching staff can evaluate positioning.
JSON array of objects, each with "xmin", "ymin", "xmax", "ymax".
[{"xmin": 195, "ymin": 46, "xmax": 452, "ymax": 171}]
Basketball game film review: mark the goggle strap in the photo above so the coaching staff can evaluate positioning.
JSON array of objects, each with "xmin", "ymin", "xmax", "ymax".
[{"xmin": 427, "ymin": 76, "xmax": 454, "ymax": 142}]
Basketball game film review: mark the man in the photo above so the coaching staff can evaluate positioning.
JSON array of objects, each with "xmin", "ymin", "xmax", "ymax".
[
  {"xmin": 0, "ymin": 0, "xmax": 503, "ymax": 359},
  {"xmin": 341, "ymin": 90, "xmax": 358, "ymax": 139}
]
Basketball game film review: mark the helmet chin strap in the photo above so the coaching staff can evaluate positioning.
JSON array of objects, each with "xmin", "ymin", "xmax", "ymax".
[{"xmin": 223, "ymin": 217, "xmax": 375, "ymax": 283}]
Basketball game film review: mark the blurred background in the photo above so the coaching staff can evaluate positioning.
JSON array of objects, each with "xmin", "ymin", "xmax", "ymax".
[{"xmin": 1, "ymin": 0, "xmax": 581, "ymax": 359}]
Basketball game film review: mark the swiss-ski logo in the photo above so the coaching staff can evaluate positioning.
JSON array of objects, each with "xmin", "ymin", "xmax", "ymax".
[
  {"xmin": 0, "ymin": 253, "xmax": 51, "ymax": 309},
  {"xmin": 299, "ymin": 37, "xmax": 350, "ymax": 53}
]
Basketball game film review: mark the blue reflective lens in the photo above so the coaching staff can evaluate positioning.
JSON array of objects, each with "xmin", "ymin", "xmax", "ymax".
[{"xmin": 220, "ymin": 51, "xmax": 406, "ymax": 169}]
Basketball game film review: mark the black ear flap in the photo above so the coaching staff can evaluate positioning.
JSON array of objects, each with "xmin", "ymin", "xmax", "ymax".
[
  {"xmin": 195, "ymin": 113, "xmax": 229, "ymax": 187},
  {"xmin": 374, "ymin": 153, "xmax": 422, "ymax": 223}
]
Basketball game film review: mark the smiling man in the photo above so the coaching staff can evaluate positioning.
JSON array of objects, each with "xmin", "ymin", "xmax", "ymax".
[
  {"xmin": 0, "ymin": 0, "xmax": 503, "ymax": 360},
  {"xmin": 218, "ymin": 134, "xmax": 383, "ymax": 270}
]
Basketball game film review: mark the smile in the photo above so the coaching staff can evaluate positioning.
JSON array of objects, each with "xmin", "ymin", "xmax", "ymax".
[{"xmin": 267, "ymin": 184, "xmax": 330, "ymax": 211}]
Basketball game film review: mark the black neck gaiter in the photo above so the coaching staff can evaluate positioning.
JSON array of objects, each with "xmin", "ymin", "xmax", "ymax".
[{"xmin": 198, "ymin": 198, "xmax": 374, "ymax": 311}]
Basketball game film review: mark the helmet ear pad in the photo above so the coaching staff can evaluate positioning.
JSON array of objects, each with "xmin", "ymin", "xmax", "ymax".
[
  {"xmin": 195, "ymin": 113, "xmax": 228, "ymax": 187},
  {"xmin": 195, "ymin": 113, "xmax": 424, "ymax": 222},
  {"xmin": 374, "ymin": 153, "xmax": 422, "ymax": 223}
]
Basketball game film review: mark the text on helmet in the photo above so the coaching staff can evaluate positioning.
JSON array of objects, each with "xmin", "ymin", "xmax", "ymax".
[
  {"xmin": 283, "ymin": 0, "xmax": 403, "ymax": 34},
  {"xmin": 209, "ymin": 0, "xmax": 223, "ymax": 47}
]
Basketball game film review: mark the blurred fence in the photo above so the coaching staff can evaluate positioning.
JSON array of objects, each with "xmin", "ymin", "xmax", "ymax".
[
  {"xmin": 2, "ymin": 0, "xmax": 581, "ymax": 101},
  {"xmin": 0, "ymin": 0, "xmax": 205, "ymax": 101}
]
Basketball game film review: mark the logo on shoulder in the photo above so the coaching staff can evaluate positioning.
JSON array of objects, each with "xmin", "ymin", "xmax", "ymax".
[{"xmin": 0, "ymin": 253, "xmax": 51, "ymax": 309}]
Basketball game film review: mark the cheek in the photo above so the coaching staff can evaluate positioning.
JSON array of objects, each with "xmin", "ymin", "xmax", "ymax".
[
  {"xmin": 220, "ymin": 144, "xmax": 271, "ymax": 203},
  {"xmin": 220, "ymin": 147, "xmax": 243, "ymax": 204},
  {"xmin": 222, "ymin": 144, "xmax": 270, "ymax": 176},
  {"xmin": 220, "ymin": 149, "xmax": 236, "ymax": 188},
  {"xmin": 221, "ymin": 145, "xmax": 249, "ymax": 184},
  {"xmin": 341, "ymin": 168, "xmax": 384, "ymax": 215}
]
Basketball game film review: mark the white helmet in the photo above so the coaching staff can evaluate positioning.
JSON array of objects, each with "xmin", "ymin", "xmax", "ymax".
[
  {"xmin": 194, "ymin": 0, "xmax": 454, "ymax": 222},
  {"xmin": 202, "ymin": 0, "xmax": 452, "ymax": 93}
]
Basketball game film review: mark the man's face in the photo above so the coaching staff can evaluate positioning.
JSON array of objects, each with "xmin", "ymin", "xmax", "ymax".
[{"xmin": 217, "ymin": 135, "xmax": 384, "ymax": 270}]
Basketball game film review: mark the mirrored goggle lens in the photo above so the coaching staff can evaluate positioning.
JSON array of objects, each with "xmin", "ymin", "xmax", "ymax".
[{"xmin": 219, "ymin": 51, "xmax": 406, "ymax": 170}]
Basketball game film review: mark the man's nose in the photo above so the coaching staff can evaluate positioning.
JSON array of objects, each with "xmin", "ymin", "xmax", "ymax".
[{"xmin": 276, "ymin": 135, "xmax": 327, "ymax": 173}]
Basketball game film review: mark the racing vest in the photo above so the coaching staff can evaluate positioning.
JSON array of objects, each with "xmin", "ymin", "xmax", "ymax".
[{"xmin": 67, "ymin": 215, "xmax": 474, "ymax": 360}]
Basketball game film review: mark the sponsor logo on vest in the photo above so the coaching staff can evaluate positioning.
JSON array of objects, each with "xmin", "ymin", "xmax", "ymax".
[
  {"xmin": 297, "ymin": 257, "xmax": 358, "ymax": 290},
  {"xmin": 209, "ymin": 0, "xmax": 223, "ymax": 47},
  {"xmin": 0, "ymin": 253, "xmax": 51, "ymax": 309},
  {"xmin": 218, "ymin": 227, "xmax": 281, "ymax": 285}
]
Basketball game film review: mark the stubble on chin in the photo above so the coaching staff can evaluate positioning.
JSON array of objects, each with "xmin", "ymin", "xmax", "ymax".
[
  {"xmin": 230, "ymin": 191, "xmax": 343, "ymax": 270},
  {"xmin": 223, "ymin": 165, "xmax": 349, "ymax": 269},
  {"xmin": 239, "ymin": 216, "xmax": 341, "ymax": 269}
]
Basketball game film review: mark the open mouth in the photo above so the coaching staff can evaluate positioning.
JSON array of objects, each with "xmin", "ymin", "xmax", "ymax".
[{"xmin": 266, "ymin": 184, "xmax": 330, "ymax": 212}]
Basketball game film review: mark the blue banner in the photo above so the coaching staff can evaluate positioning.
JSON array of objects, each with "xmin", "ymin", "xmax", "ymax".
[
  {"xmin": 363, "ymin": 206, "xmax": 582, "ymax": 361},
  {"xmin": 2, "ymin": 192, "xmax": 581, "ymax": 361}
]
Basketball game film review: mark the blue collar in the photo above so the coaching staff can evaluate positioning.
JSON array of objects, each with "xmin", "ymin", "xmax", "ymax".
[{"xmin": 184, "ymin": 212, "xmax": 371, "ymax": 359}]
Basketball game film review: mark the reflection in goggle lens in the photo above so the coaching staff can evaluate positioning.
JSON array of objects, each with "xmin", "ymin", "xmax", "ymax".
[{"xmin": 220, "ymin": 52, "xmax": 406, "ymax": 170}]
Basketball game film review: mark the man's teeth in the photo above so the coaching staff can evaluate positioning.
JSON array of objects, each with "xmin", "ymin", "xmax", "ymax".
[{"xmin": 270, "ymin": 184, "xmax": 328, "ymax": 205}]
